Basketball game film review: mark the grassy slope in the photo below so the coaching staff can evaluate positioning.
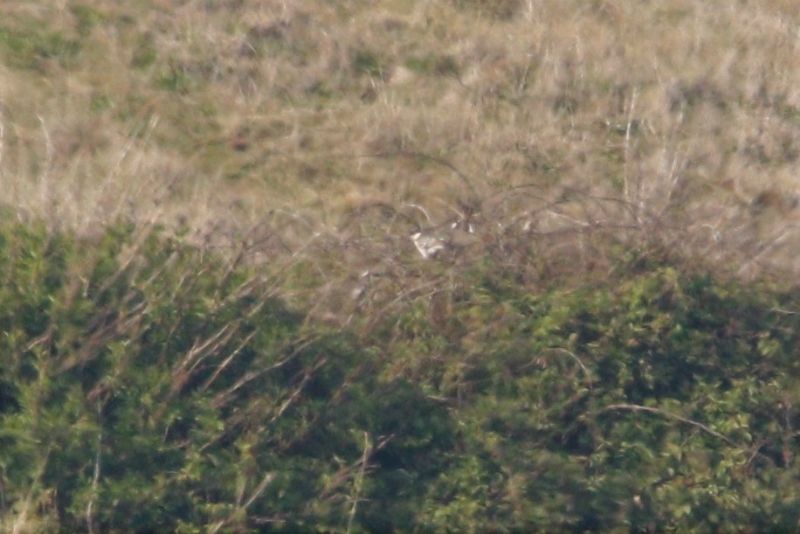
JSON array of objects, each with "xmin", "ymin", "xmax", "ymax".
[
  {"xmin": 1, "ymin": 0, "xmax": 800, "ymax": 287},
  {"xmin": 3, "ymin": 1, "xmax": 800, "ymax": 530}
]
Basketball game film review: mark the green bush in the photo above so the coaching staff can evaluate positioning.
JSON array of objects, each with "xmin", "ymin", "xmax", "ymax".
[
  {"xmin": 0, "ymin": 221, "xmax": 453, "ymax": 531},
  {"xmin": 2, "ymin": 220, "xmax": 800, "ymax": 531},
  {"xmin": 402, "ymin": 266, "xmax": 800, "ymax": 531}
]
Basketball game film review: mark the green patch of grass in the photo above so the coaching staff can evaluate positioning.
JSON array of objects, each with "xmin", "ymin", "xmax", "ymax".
[
  {"xmin": 155, "ymin": 61, "xmax": 194, "ymax": 94},
  {"xmin": 130, "ymin": 31, "xmax": 157, "ymax": 69},
  {"xmin": 452, "ymin": 0, "xmax": 522, "ymax": 20},
  {"xmin": 154, "ymin": 100, "xmax": 223, "ymax": 162},
  {"xmin": 305, "ymin": 80, "xmax": 335, "ymax": 100},
  {"xmin": 352, "ymin": 48, "xmax": 387, "ymax": 78},
  {"xmin": 0, "ymin": 24, "xmax": 82, "ymax": 71},
  {"xmin": 70, "ymin": 4, "xmax": 105, "ymax": 35},
  {"xmin": 405, "ymin": 53, "xmax": 460, "ymax": 77},
  {"xmin": 90, "ymin": 93, "xmax": 113, "ymax": 113},
  {"xmin": 655, "ymin": 6, "xmax": 693, "ymax": 23}
]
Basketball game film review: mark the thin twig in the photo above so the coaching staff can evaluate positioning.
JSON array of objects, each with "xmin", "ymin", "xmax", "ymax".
[
  {"xmin": 86, "ymin": 402, "xmax": 103, "ymax": 534},
  {"xmin": 601, "ymin": 403, "xmax": 739, "ymax": 447},
  {"xmin": 269, "ymin": 356, "xmax": 327, "ymax": 423},
  {"xmin": 346, "ymin": 432, "xmax": 372, "ymax": 534},
  {"xmin": 210, "ymin": 335, "xmax": 320, "ymax": 409},
  {"xmin": 623, "ymin": 88, "xmax": 639, "ymax": 221},
  {"xmin": 0, "ymin": 103, "xmax": 5, "ymax": 171},
  {"xmin": 200, "ymin": 330, "xmax": 257, "ymax": 392},
  {"xmin": 36, "ymin": 115, "xmax": 54, "ymax": 213},
  {"xmin": 210, "ymin": 471, "xmax": 276, "ymax": 534}
]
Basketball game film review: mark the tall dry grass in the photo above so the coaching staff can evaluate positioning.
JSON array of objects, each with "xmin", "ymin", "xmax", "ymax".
[{"xmin": 1, "ymin": 0, "xmax": 800, "ymax": 320}]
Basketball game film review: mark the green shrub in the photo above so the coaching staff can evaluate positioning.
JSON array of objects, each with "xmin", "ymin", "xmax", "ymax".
[
  {"xmin": 0, "ymin": 221, "xmax": 454, "ymax": 531},
  {"xmin": 402, "ymin": 266, "xmax": 800, "ymax": 531},
  {"xmin": 2, "ymin": 220, "xmax": 800, "ymax": 531}
]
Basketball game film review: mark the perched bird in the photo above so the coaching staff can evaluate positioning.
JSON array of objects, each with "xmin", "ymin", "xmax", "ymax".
[
  {"xmin": 411, "ymin": 231, "xmax": 446, "ymax": 259},
  {"xmin": 410, "ymin": 218, "xmax": 480, "ymax": 259}
]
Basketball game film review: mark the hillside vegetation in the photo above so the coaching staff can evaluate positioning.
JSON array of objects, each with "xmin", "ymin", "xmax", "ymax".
[
  {"xmin": 2, "ymin": 0, "xmax": 800, "ymax": 531},
  {"xmin": 3, "ymin": 221, "xmax": 800, "ymax": 532}
]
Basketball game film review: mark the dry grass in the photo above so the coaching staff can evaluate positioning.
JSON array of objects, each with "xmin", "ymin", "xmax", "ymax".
[{"xmin": 2, "ymin": 0, "xmax": 800, "ymax": 318}]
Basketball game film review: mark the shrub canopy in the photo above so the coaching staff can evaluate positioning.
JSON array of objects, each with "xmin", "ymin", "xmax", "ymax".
[{"xmin": 1, "ymin": 221, "xmax": 800, "ymax": 531}]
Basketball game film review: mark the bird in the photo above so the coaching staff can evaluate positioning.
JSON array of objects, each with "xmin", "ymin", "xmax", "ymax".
[
  {"xmin": 410, "ymin": 218, "xmax": 480, "ymax": 259},
  {"xmin": 410, "ymin": 231, "xmax": 446, "ymax": 259}
]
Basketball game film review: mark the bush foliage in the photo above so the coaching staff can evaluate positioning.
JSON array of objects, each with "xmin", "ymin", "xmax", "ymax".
[{"xmin": 2, "ymin": 221, "xmax": 800, "ymax": 531}]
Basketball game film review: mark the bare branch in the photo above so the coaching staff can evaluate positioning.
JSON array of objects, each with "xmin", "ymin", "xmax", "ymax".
[
  {"xmin": 601, "ymin": 403, "xmax": 739, "ymax": 447},
  {"xmin": 346, "ymin": 432, "xmax": 372, "ymax": 534}
]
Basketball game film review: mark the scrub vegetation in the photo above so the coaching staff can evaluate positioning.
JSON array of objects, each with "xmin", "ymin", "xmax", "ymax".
[{"xmin": 2, "ymin": 0, "xmax": 800, "ymax": 531}]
